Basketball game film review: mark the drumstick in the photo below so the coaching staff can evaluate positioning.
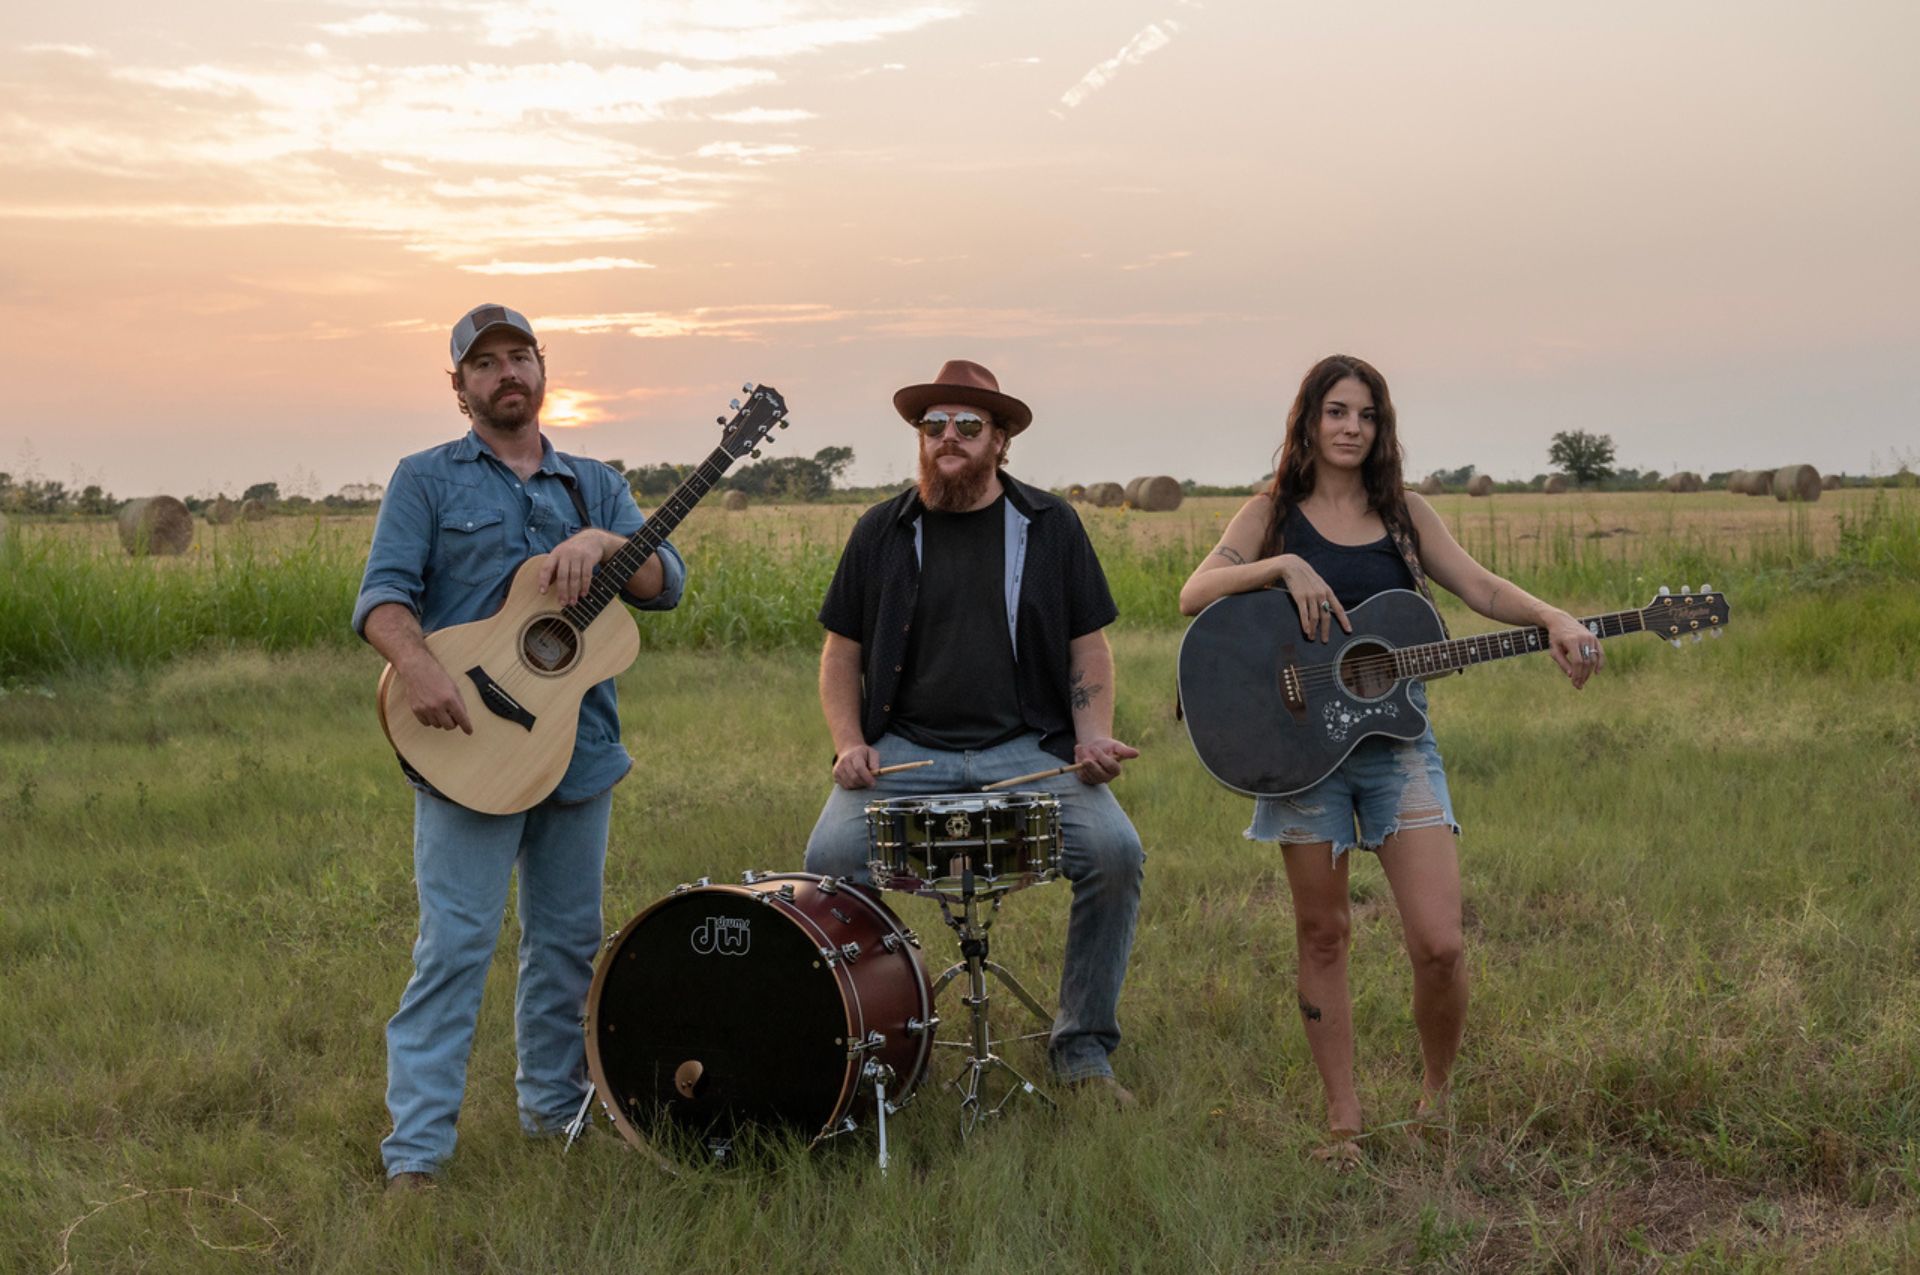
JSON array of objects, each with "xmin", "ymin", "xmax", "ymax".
[
  {"xmin": 981, "ymin": 762, "xmax": 1086, "ymax": 791},
  {"xmin": 874, "ymin": 760, "xmax": 935, "ymax": 776}
]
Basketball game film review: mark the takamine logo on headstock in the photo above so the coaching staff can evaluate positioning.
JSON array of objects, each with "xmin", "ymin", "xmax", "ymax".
[{"xmin": 1642, "ymin": 585, "xmax": 1732, "ymax": 647}]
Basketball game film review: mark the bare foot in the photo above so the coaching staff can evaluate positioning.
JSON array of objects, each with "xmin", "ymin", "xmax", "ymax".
[{"xmin": 1310, "ymin": 1127, "xmax": 1363, "ymax": 1173}]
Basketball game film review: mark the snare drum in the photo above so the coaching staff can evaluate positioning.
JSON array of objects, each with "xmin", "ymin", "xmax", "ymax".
[
  {"xmin": 865, "ymin": 791, "xmax": 1063, "ymax": 897},
  {"xmin": 584, "ymin": 872, "xmax": 933, "ymax": 1165}
]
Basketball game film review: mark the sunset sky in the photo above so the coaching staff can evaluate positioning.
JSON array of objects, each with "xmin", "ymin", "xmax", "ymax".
[{"xmin": 4, "ymin": 1, "xmax": 1915, "ymax": 499}]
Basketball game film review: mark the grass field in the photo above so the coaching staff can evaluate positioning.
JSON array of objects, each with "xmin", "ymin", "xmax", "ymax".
[{"xmin": 3, "ymin": 493, "xmax": 1919, "ymax": 1271}]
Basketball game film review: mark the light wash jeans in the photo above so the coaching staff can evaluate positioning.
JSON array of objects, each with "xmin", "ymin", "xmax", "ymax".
[
  {"xmin": 380, "ymin": 788, "xmax": 611, "ymax": 1178},
  {"xmin": 803, "ymin": 731, "xmax": 1144, "ymax": 1083}
]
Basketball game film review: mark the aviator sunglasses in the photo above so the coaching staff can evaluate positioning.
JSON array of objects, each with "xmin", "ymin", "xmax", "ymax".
[{"xmin": 917, "ymin": 410, "xmax": 989, "ymax": 439}]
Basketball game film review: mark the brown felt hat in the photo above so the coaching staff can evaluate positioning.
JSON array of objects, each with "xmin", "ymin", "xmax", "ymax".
[{"xmin": 892, "ymin": 360, "xmax": 1033, "ymax": 435}]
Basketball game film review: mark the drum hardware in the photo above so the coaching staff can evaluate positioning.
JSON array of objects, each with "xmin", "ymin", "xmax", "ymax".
[
  {"xmin": 929, "ymin": 880, "xmax": 1057, "ymax": 1134},
  {"xmin": 863, "ymin": 790, "xmax": 1067, "ymax": 1134}
]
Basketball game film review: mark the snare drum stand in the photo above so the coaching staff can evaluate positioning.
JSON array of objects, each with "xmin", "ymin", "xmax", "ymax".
[{"xmin": 931, "ymin": 868, "xmax": 1058, "ymax": 1134}]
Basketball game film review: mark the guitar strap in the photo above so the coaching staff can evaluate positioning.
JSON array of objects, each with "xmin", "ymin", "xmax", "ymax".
[{"xmin": 563, "ymin": 479, "xmax": 593, "ymax": 529}]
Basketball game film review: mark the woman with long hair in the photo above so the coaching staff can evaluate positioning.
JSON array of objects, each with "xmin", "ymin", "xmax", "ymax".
[{"xmin": 1178, "ymin": 354, "xmax": 1603, "ymax": 1168}]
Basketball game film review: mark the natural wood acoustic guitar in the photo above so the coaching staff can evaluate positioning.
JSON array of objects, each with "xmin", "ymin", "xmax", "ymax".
[
  {"xmin": 376, "ymin": 384, "xmax": 788, "ymax": 814},
  {"xmin": 1178, "ymin": 584, "xmax": 1732, "ymax": 797}
]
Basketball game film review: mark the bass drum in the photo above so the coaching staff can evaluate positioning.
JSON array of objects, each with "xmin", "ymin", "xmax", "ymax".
[{"xmin": 585, "ymin": 872, "xmax": 934, "ymax": 1164}]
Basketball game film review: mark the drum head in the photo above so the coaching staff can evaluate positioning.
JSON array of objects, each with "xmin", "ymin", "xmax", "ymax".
[{"xmin": 590, "ymin": 889, "xmax": 852, "ymax": 1150}]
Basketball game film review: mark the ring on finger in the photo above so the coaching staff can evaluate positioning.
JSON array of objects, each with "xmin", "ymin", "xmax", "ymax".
[{"xmin": 1319, "ymin": 599, "xmax": 1333, "ymax": 614}]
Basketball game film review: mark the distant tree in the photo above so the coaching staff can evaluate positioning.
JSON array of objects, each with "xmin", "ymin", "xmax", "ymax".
[
  {"xmin": 727, "ymin": 455, "xmax": 830, "ymax": 502},
  {"xmin": 1436, "ymin": 464, "xmax": 1477, "ymax": 488},
  {"xmin": 22, "ymin": 479, "xmax": 69, "ymax": 514},
  {"xmin": 812, "ymin": 446, "xmax": 854, "ymax": 487},
  {"xmin": 602, "ymin": 458, "xmax": 627, "ymax": 476},
  {"xmin": 1547, "ymin": 431, "xmax": 1616, "ymax": 487},
  {"xmin": 77, "ymin": 483, "xmax": 115, "ymax": 515},
  {"xmin": 242, "ymin": 481, "xmax": 281, "ymax": 505},
  {"xmin": 627, "ymin": 464, "xmax": 692, "ymax": 498}
]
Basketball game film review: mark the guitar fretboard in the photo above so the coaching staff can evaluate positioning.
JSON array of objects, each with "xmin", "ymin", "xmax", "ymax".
[
  {"xmin": 561, "ymin": 446, "xmax": 733, "ymax": 629},
  {"xmin": 1392, "ymin": 609, "xmax": 1648, "ymax": 679}
]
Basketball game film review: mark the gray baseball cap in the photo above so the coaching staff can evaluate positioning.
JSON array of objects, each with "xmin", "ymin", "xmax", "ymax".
[{"xmin": 450, "ymin": 302, "xmax": 537, "ymax": 365}]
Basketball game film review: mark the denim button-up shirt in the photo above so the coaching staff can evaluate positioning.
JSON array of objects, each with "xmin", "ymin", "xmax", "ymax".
[{"xmin": 353, "ymin": 429, "xmax": 686, "ymax": 803}]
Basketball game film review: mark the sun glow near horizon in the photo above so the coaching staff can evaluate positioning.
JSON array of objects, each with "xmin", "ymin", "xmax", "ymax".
[{"xmin": 2, "ymin": 2, "xmax": 1915, "ymax": 499}]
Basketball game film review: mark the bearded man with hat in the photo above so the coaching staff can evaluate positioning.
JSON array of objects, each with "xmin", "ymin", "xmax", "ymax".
[
  {"xmin": 353, "ymin": 303, "xmax": 687, "ymax": 1190},
  {"xmin": 803, "ymin": 360, "xmax": 1146, "ymax": 1104}
]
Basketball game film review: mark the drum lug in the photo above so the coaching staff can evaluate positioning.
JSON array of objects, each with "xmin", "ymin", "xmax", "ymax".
[
  {"xmin": 839, "ymin": 941, "xmax": 862, "ymax": 964},
  {"xmin": 740, "ymin": 869, "xmax": 759, "ymax": 884},
  {"xmin": 817, "ymin": 876, "xmax": 841, "ymax": 894},
  {"xmin": 818, "ymin": 945, "xmax": 840, "ymax": 966},
  {"xmin": 845, "ymin": 1029, "xmax": 887, "ymax": 1059},
  {"xmin": 882, "ymin": 930, "xmax": 921, "ymax": 953},
  {"xmin": 907, "ymin": 1015, "xmax": 939, "ymax": 1038}
]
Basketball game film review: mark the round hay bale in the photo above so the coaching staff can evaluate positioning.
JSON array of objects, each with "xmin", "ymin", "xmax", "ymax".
[
  {"xmin": 1066, "ymin": 483, "xmax": 1087, "ymax": 501},
  {"xmin": 722, "ymin": 490, "xmax": 749, "ymax": 512},
  {"xmin": 1133, "ymin": 475, "xmax": 1183, "ymax": 512},
  {"xmin": 1084, "ymin": 481, "xmax": 1125, "ymax": 508},
  {"xmin": 1122, "ymin": 477, "xmax": 1147, "ymax": 507},
  {"xmin": 206, "ymin": 496, "xmax": 236, "ymax": 525},
  {"xmin": 1543, "ymin": 474, "xmax": 1568, "ymax": 494},
  {"xmin": 1416, "ymin": 475, "xmax": 1444, "ymax": 496},
  {"xmin": 117, "ymin": 496, "xmax": 194, "ymax": 556},
  {"xmin": 1821, "ymin": 472, "xmax": 1841, "ymax": 491},
  {"xmin": 239, "ymin": 498, "xmax": 268, "ymax": 521},
  {"xmin": 1742, "ymin": 468, "xmax": 1776, "ymax": 495},
  {"xmin": 1725, "ymin": 470, "xmax": 1750, "ymax": 493},
  {"xmin": 1466, "ymin": 474, "xmax": 1495, "ymax": 497},
  {"xmin": 1771, "ymin": 463, "xmax": 1821, "ymax": 502},
  {"xmin": 1663, "ymin": 471, "xmax": 1702, "ymax": 493}
]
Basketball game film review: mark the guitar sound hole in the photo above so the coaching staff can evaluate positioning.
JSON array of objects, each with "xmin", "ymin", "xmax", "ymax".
[
  {"xmin": 1337, "ymin": 640, "xmax": 1396, "ymax": 700},
  {"xmin": 523, "ymin": 616, "xmax": 581, "ymax": 674}
]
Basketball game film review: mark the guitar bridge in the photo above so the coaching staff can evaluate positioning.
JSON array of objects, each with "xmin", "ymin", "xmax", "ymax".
[
  {"xmin": 466, "ymin": 666, "xmax": 536, "ymax": 731},
  {"xmin": 1277, "ymin": 646, "xmax": 1308, "ymax": 723}
]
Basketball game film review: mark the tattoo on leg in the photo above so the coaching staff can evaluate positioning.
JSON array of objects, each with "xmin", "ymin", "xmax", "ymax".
[
  {"xmin": 1068, "ymin": 668, "xmax": 1101, "ymax": 711},
  {"xmin": 1212, "ymin": 546, "xmax": 1247, "ymax": 565},
  {"xmin": 1486, "ymin": 584, "xmax": 1502, "ymax": 612},
  {"xmin": 1298, "ymin": 995, "xmax": 1323, "ymax": 1022}
]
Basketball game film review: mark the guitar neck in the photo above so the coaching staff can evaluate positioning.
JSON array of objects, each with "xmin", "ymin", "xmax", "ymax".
[
  {"xmin": 563, "ymin": 445, "xmax": 732, "ymax": 626},
  {"xmin": 1396, "ymin": 609, "xmax": 1646, "ymax": 679}
]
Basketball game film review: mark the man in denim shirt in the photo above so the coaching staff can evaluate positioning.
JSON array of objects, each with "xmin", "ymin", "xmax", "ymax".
[{"xmin": 353, "ymin": 303, "xmax": 685, "ymax": 1191}]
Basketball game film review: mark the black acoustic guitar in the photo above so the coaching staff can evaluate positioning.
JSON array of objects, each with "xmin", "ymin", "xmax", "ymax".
[{"xmin": 1178, "ymin": 585, "xmax": 1732, "ymax": 797}]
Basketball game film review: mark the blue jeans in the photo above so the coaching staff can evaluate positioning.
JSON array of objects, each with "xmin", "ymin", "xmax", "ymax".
[
  {"xmin": 381, "ymin": 789, "xmax": 611, "ymax": 1178},
  {"xmin": 803, "ymin": 732, "xmax": 1144, "ymax": 1083}
]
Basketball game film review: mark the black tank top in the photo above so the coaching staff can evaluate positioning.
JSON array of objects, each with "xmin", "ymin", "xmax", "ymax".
[{"xmin": 1279, "ymin": 504, "xmax": 1415, "ymax": 610}]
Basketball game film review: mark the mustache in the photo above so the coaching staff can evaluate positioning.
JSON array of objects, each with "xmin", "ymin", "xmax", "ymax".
[{"xmin": 493, "ymin": 382, "xmax": 530, "ymax": 401}]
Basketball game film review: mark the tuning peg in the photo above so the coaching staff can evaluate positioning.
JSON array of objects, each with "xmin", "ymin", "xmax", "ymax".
[
  {"xmin": 778, "ymin": 419, "xmax": 790, "ymax": 429},
  {"xmin": 742, "ymin": 381, "xmax": 756, "ymax": 394},
  {"xmin": 716, "ymin": 415, "xmax": 726, "ymax": 426},
  {"xmin": 1681, "ymin": 584, "xmax": 1692, "ymax": 595},
  {"xmin": 1701, "ymin": 582, "xmax": 1714, "ymax": 594},
  {"xmin": 729, "ymin": 398, "xmax": 742, "ymax": 411},
  {"xmin": 1658, "ymin": 585, "xmax": 1671, "ymax": 596},
  {"xmin": 751, "ymin": 448, "xmax": 762, "ymax": 458},
  {"xmin": 1670, "ymin": 638, "xmax": 1683, "ymax": 649}
]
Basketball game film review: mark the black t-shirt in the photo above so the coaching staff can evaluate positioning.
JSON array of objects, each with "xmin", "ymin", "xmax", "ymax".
[
  {"xmin": 890, "ymin": 496, "xmax": 1025, "ymax": 751},
  {"xmin": 815, "ymin": 473, "xmax": 1120, "ymax": 764}
]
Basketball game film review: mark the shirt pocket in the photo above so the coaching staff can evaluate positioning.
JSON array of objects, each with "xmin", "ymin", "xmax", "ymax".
[{"xmin": 438, "ymin": 507, "xmax": 510, "ymax": 586}]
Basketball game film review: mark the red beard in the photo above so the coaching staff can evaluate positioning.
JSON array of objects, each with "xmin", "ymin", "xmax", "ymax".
[{"xmin": 917, "ymin": 444, "xmax": 999, "ymax": 512}]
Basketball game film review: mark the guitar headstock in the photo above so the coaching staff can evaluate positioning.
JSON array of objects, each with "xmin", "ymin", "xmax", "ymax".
[
  {"xmin": 1641, "ymin": 584, "xmax": 1731, "ymax": 647},
  {"xmin": 715, "ymin": 382, "xmax": 789, "ymax": 460}
]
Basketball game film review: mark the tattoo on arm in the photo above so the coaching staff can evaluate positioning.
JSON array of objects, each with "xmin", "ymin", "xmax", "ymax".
[
  {"xmin": 1298, "ymin": 995, "xmax": 1323, "ymax": 1023},
  {"xmin": 1068, "ymin": 668, "xmax": 1102, "ymax": 711},
  {"xmin": 1486, "ymin": 583, "xmax": 1503, "ymax": 614},
  {"xmin": 1211, "ymin": 545, "xmax": 1247, "ymax": 565}
]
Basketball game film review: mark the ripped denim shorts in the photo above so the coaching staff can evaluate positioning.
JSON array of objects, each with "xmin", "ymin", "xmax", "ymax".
[{"xmin": 1245, "ymin": 686, "xmax": 1460, "ymax": 862}]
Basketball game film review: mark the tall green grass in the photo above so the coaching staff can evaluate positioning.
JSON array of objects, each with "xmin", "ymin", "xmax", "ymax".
[
  {"xmin": 3, "ymin": 492, "xmax": 1915, "ymax": 679},
  {"xmin": 4, "ymin": 601, "xmax": 1920, "ymax": 1270}
]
